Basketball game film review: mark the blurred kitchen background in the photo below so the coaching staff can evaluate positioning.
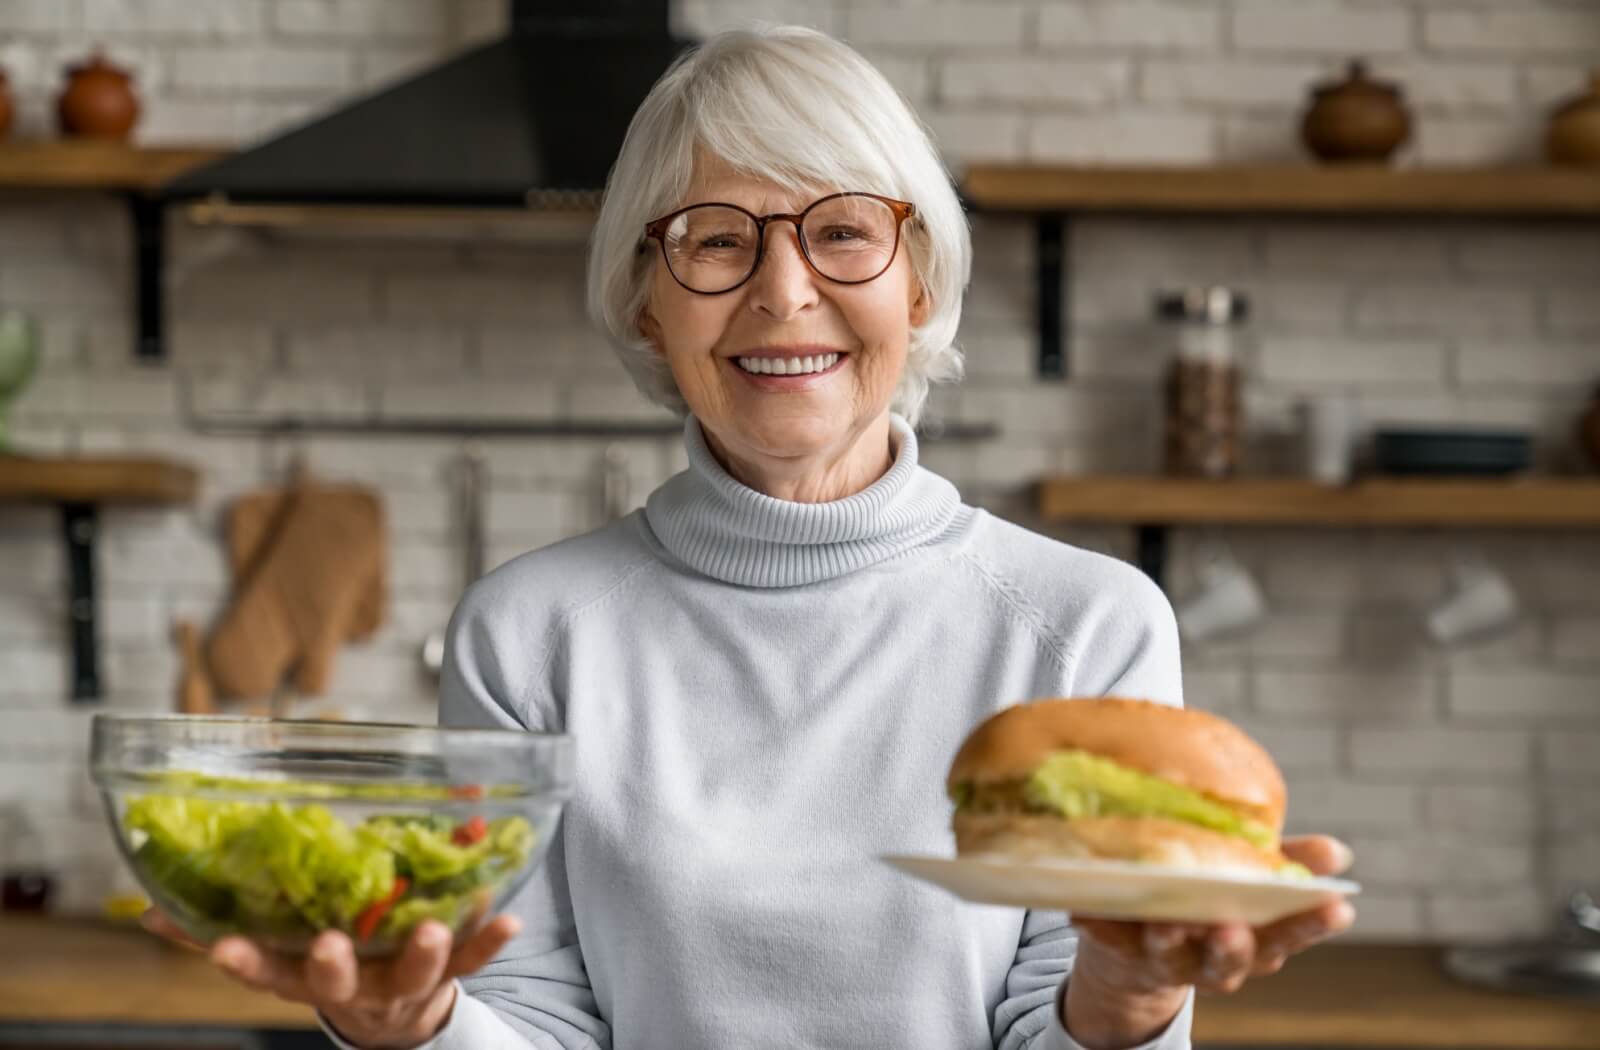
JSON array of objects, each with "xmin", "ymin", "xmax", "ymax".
[{"xmin": 0, "ymin": 0, "xmax": 1597, "ymax": 987}]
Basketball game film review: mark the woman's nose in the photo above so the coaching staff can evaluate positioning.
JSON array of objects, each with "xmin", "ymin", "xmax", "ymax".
[{"xmin": 747, "ymin": 223, "xmax": 820, "ymax": 321}]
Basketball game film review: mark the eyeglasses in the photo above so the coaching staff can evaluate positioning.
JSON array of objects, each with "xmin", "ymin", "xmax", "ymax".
[{"xmin": 642, "ymin": 192, "xmax": 916, "ymax": 295}]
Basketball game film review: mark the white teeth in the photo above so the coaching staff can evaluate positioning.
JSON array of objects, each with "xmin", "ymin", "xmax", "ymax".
[{"xmin": 736, "ymin": 353, "xmax": 840, "ymax": 376}]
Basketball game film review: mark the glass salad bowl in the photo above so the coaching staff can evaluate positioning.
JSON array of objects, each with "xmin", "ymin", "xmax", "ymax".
[{"xmin": 91, "ymin": 714, "xmax": 572, "ymax": 958}]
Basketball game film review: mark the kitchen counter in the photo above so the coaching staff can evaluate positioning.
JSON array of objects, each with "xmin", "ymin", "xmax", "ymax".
[
  {"xmin": 0, "ymin": 915, "xmax": 315, "ymax": 1030},
  {"xmin": 1194, "ymin": 943, "xmax": 1599, "ymax": 1048},
  {"xmin": 3, "ymin": 917, "xmax": 1596, "ymax": 1046}
]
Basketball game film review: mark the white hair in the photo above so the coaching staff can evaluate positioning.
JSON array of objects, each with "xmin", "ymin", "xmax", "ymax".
[{"xmin": 585, "ymin": 24, "xmax": 970, "ymax": 427}]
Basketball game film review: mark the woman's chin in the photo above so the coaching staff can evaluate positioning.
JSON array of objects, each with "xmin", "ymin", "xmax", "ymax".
[{"xmin": 736, "ymin": 419, "xmax": 844, "ymax": 459}]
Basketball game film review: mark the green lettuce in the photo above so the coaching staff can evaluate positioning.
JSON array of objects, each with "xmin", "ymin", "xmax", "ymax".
[
  {"xmin": 950, "ymin": 749, "xmax": 1280, "ymax": 852},
  {"xmin": 121, "ymin": 787, "xmax": 535, "ymax": 946}
]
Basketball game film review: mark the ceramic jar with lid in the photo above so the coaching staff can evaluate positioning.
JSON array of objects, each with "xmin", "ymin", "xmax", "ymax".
[
  {"xmin": 1158, "ymin": 288, "xmax": 1251, "ymax": 479},
  {"xmin": 1547, "ymin": 69, "xmax": 1600, "ymax": 167},
  {"xmin": 1301, "ymin": 59, "xmax": 1411, "ymax": 164},
  {"xmin": 57, "ymin": 51, "xmax": 140, "ymax": 140}
]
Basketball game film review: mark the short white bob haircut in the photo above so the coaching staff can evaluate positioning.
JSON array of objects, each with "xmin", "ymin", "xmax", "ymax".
[{"xmin": 586, "ymin": 24, "xmax": 970, "ymax": 427}]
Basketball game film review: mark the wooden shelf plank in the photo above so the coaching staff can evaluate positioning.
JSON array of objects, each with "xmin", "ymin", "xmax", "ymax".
[
  {"xmin": 963, "ymin": 164, "xmax": 1600, "ymax": 216},
  {"xmin": 0, "ymin": 916, "xmax": 316, "ymax": 1029},
  {"xmin": 1037, "ymin": 476, "xmax": 1600, "ymax": 528},
  {"xmin": 0, "ymin": 455, "xmax": 198, "ymax": 505},
  {"xmin": 0, "ymin": 141, "xmax": 228, "ymax": 191},
  {"xmin": 6, "ymin": 919, "xmax": 1596, "ymax": 1047}
]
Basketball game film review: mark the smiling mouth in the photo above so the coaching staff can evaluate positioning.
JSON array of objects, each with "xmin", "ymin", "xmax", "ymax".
[{"xmin": 732, "ymin": 352, "xmax": 845, "ymax": 377}]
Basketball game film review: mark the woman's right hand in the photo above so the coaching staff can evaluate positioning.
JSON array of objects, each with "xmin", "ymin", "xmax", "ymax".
[{"xmin": 142, "ymin": 910, "xmax": 521, "ymax": 1050}]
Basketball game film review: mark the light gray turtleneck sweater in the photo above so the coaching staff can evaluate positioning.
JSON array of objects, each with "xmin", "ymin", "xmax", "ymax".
[{"xmin": 326, "ymin": 413, "xmax": 1191, "ymax": 1050}]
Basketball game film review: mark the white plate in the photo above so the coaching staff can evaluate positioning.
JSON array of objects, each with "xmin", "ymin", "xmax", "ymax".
[{"xmin": 880, "ymin": 854, "xmax": 1359, "ymax": 926}]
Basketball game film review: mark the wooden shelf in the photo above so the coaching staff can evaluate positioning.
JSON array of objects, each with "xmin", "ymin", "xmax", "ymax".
[
  {"xmin": 0, "ymin": 455, "xmax": 198, "ymax": 505},
  {"xmin": 964, "ymin": 164, "xmax": 1600, "ymax": 378},
  {"xmin": 0, "ymin": 140, "xmax": 227, "ymax": 191},
  {"xmin": 963, "ymin": 164, "xmax": 1600, "ymax": 216},
  {"xmin": 0, "ymin": 916, "xmax": 315, "ymax": 1029},
  {"xmin": 4, "ymin": 920, "xmax": 1596, "ymax": 1048},
  {"xmin": 1039, "ymin": 475, "xmax": 1600, "ymax": 588},
  {"xmin": 1038, "ymin": 476, "xmax": 1600, "ymax": 528},
  {"xmin": 0, "ymin": 455, "xmax": 197, "ymax": 700},
  {"xmin": 1195, "ymin": 944, "xmax": 1600, "ymax": 1049},
  {"xmin": 0, "ymin": 143, "xmax": 230, "ymax": 362}
]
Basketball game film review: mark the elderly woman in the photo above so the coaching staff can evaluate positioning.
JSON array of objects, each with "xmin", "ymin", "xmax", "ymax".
[{"xmin": 167, "ymin": 25, "xmax": 1354, "ymax": 1050}]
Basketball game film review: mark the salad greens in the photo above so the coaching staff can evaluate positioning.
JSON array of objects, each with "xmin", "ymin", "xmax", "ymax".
[
  {"xmin": 126, "ymin": 771, "xmax": 523, "ymax": 801},
  {"xmin": 121, "ymin": 781, "xmax": 534, "ymax": 947}
]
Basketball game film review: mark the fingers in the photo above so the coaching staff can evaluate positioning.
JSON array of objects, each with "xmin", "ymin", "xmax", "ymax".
[
  {"xmin": 1146, "ymin": 924, "xmax": 1207, "ymax": 987},
  {"xmin": 306, "ymin": 931, "xmax": 359, "ymax": 1005},
  {"xmin": 210, "ymin": 937, "xmax": 311, "ymax": 1002},
  {"xmin": 390, "ymin": 922, "xmax": 454, "ymax": 1000},
  {"xmin": 1075, "ymin": 918, "xmax": 1210, "ymax": 991},
  {"xmin": 1197, "ymin": 924, "xmax": 1255, "ymax": 994},
  {"xmin": 1255, "ymin": 897, "xmax": 1357, "ymax": 961},
  {"xmin": 446, "ymin": 915, "xmax": 520, "ymax": 980},
  {"xmin": 1072, "ymin": 918, "xmax": 1145, "ymax": 958},
  {"xmin": 203, "ymin": 915, "xmax": 518, "ymax": 1017},
  {"xmin": 1281, "ymin": 835, "xmax": 1354, "ymax": 876}
]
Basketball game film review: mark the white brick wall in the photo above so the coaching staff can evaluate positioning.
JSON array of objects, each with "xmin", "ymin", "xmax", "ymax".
[
  {"xmin": 846, "ymin": 4, "xmax": 1027, "ymax": 49},
  {"xmin": 1037, "ymin": 2, "xmax": 1222, "ymax": 51},
  {"xmin": 1, "ymin": 0, "xmax": 1596, "ymax": 942},
  {"xmin": 1139, "ymin": 58, "xmax": 1324, "ymax": 108},
  {"xmin": 1231, "ymin": 0, "xmax": 1411, "ymax": 56},
  {"xmin": 1027, "ymin": 111, "xmax": 1215, "ymax": 164},
  {"xmin": 273, "ymin": 0, "xmax": 444, "ymax": 41},
  {"xmin": 1348, "ymin": 728, "xmax": 1534, "ymax": 776},
  {"xmin": 0, "ymin": 0, "xmax": 76, "ymax": 33},
  {"xmin": 84, "ymin": 0, "xmax": 268, "ymax": 37},
  {"xmin": 172, "ymin": 46, "xmax": 353, "ymax": 94},
  {"xmin": 943, "ymin": 57, "xmax": 1130, "ymax": 108},
  {"xmin": 1424, "ymin": 9, "xmax": 1600, "ymax": 56}
]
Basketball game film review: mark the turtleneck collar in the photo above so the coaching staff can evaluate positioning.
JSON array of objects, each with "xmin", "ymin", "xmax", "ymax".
[{"xmin": 644, "ymin": 413, "xmax": 963, "ymax": 588}]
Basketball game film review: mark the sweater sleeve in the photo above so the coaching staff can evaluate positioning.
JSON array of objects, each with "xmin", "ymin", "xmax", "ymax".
[
  {"xmin": 320, "ymin": 578, "xmax": 610, "ymax": 1050},
  {"xmin": 992, "ymin": 557, "xmax": 1191, "ymax": 1050}
]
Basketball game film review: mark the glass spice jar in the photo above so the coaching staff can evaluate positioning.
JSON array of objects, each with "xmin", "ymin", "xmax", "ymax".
[
  {"xmin": 0, "ymin": 805, "xmax": 56, "ymax": 914},
  {"xmin": 1158, "ymin": 287, "xmax": 1250, "ymax": 479}
]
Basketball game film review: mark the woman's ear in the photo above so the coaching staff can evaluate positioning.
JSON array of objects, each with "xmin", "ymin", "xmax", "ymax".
[
  {"xmin": 908, "ymin": 281, "xmax": 931, "ymax": 328},
  {"xmin": 637, "ymin": 305, "xmax": 664, "ymax": 355}
]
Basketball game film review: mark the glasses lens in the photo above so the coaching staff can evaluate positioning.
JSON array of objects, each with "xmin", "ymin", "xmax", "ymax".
[
  {"xmin": 801, "ymin": 195, "xmax": 900, "ymax": 283},
  {"xmin": 660, "ymin": 205, "xmax": 759, "ymax": 293}
]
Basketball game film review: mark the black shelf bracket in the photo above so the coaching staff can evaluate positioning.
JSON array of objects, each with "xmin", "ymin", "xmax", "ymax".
[
  {"xmin": 61, "ymin": 502, "xmax": 103, "ymax": 701},
  {"xmin": 1135, "ymin": 523, "xmax": 1168, "ymax": 590},
  {"xmin": 1035, "ymin": 213, "xmax": 1070, "ymax": 378},
  {"xmin": 127, "ymin": 192, "xmax": 165, "ymax": 361}
]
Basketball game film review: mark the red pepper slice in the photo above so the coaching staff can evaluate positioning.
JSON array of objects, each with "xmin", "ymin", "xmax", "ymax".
[
  {"xmin": 448, "ymin": 784, "xmax": 484, "ymax": 800},
  {"xmin": 355, "ymin": 876, "xmax": 410, "ymax": 943},
  {"xmin": 452, "ymin": 816, "xmax": 488, "ymax": 846}
]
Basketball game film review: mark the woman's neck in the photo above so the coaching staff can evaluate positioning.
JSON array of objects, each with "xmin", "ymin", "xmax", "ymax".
[{"xmin": 700, "ymin": 415, "xmax": 895, "ymax": 503}]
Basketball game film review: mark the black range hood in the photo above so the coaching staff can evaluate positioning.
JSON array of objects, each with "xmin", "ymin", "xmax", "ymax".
[{"xmin": 163, "ymin": 0, "xmax": 689, "ymax": 207}]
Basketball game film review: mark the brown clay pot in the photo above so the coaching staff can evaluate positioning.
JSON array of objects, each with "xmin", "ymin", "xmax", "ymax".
[
  {"xmin": 1581, "ymin": 383, "xmax": 1600, "ymax": 471},
  {"xmin": 1301, "ymin": 59, "xmax": 1411, "ymax": 164},
  {"xmin": 1547, "ymin": 69, "xmax": 1600, "ymax": 168},
  {"xmin": 57, "ymin": 51, "xmax": 139, "ymax": 140},
  {"xmin": 0, "ymin": 70, "xmax": 13, "ymax": 140}
]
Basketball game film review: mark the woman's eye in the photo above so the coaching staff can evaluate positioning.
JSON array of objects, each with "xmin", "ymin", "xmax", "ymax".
[
  {"xmin": 695, "ymin": 233, "xmax": 745, "ymax": 250},
  {"xmin": 819, "ymin": 225, "xmax": 867, "ymax": 242}
]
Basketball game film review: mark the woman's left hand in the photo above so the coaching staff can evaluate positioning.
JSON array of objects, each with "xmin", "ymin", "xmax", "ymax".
[
  {"xmin": 1062, "ymin": 835, "xmax": 1356, "ymax": 1047},
  {"xmin": 1074, "ymin": 835, "xmax": 1356, "ymax": 993}
]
